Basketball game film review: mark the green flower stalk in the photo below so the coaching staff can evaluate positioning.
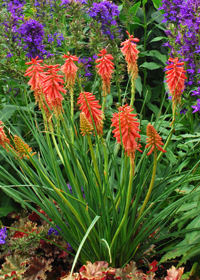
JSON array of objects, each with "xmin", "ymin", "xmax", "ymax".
[
  {"xmin": 110, "ymin": 104, "xmax": 142, "ymax": 249},
  {"xmin": 137, "ymin": 124, "xmax": 166, "ymax": 220},
  {"xmin": 61, "ymin": 53, "xmax": 79, "ymax": 144},
  {"xmin": 78, "ymin": 92, "xmax": 104, "ymax": 187}
]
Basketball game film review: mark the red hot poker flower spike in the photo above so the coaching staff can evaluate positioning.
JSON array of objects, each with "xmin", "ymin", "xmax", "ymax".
[
  {"xmin": 77, "ymin": 92, "xmax": 103, "ymax": 135},
  {"xmin": 111, "ymin": 104, "xmax": 142, "ymax": 163},
  {"xmin": 121, "ymin": 31, "xmax": 139, "ymax": 76},
  {"xmin": 80, "ymin": 112, "xmax": 93, "ymax": 136},
  {"xmin": 165, "ymin": 57, "xmax": 187, "ymax": 104},
  {"xmin": 95, "ymin": 49, "xmax": 114, "ymax": 96},
  {"xmin": 25, "ymin": 56, "xmax": 46, "ymax": 105},
  {"xmin": 25, "ymin": 56, "xmax": 45, "ymax": 90},
  {"xmin": 61, "ymin": 53, "xmax": 78, "ymax": 89},
  {"xmin": 42, "ymin": 64, "xmax": 66, "ymax": 115},
  {"xmin": 145, "ymin": 123, "xmax": 166, "ymax": 156},
  {"xmin": 0, "ymin": 121, "xmax": 10, "ymax": 149}
]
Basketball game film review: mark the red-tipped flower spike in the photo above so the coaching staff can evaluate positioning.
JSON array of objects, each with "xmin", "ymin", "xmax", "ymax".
[
  {"xmin": 77, "ymin": 92, "xmax": 103, "ymax": 135},
  {"xmin": 0, "ymin": 121, "xmax": 10, "ymax": 149},
  {"xmin": 165, "ymin": 57, "xmax": 187, "ymax": 104},
  {"xmin": 121, "ymin": 31, "xmax": 139, "ymax": 76},
  {"xmin": 61, "ymin": 53, "xmax": 78, "ymax": 89},
  {"xmin": 42, "ymin": 64, "xmax": 66, "ymax": 114},
  {"xmin": 25, "ymin": 56, "xmax": 45, "ymax": 90},
  {"xmin": 25, "ymin": 56, "xmax": 45, "ymax": 104},
  {"xmin": 111, "ymin": 104, "xmax": 142, "ymax": 162},
  {"xmin": 145, "ymin": 123, "xmax": 166, "ymax": 156},
  {"xmin": 95, "ymin": 49, "xmax": 114, "ymax": 96}
]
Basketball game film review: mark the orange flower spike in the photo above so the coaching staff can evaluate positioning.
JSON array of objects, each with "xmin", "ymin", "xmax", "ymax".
[
  {"xmin": 42, "ymin": 64, "xmax": 66, "ymax": 114},
  {"xmin": 111, "ymin": 104, "xmax": 142, "ymax": 161},
  {"xmin": 25, "ymin": 56, "xmax": 46, "ymax": 105},
  {"xmin": 77, "ymin": 92, "xmax": 103, "ymax": 135},
  {"xmin": 61, "ymin": 53, "xmax": 78, "ymax": 89},
  {"xmin": 165, "ymin": 57, "xmax": 187, "ymax": 104},
  {"xmin": 145, "ymin": 123, "xmax": 166, "ymax": 156},
  {"xmin": 121, "ymin": 31, "xmax": 139, "ymax": 74},
  {"xmin": 95, "ymin": 49, "xmax": 114, "ymax": 96},
  {"xmin": 0, "ymin": 121, "xmax": 10, "ymax": 149},
  {"xmin": 25, "ymin": 56, "xmax": 45, "ymax": 90}
]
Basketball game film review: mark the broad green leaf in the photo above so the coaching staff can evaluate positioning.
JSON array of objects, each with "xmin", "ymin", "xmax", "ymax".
[
  {"xmin": 150, "ymin": 36, "xmax": 168, "ymax": 43},
  {"xmin": 0, "ymin": 105, "xmax": 16, "ymax": 122},
  {"xmin": 106, "ymin": 94, "xmax": 113, "ymax": 107},
  {"xmin": 118, "ymin": 4, "xmax": 123, "ymax": 12},
  {"xmin": 135, "ymin": 75, "xmax": 142, "ymax": 96},
  {"xmin": 160, "ymin": 239, "xmax": 188, "ymax": 263},
  {"xmin": 146, "ymin": 51, "xmax": 166, "ymax": 65},
  {"xmin": 165, "ymin": 149, "xmax": 177, "ymax": 163},
  {"xmin": 142, "ymin": 0, "xmax": 147, "ymax": 5},
  {"xmin": 180, "ymin": 247, "xmax": 200, "ymax": 265},
  {"xmin": 146, "ymin": 102, "xmax": 160, "ymax": 115},
  {"xmin": 140, "ymin": 62, "xmax": 161, "ymax": 70},
  {"xmin": 151, "ymin": 0, "xmax": 162, "ymax": 9},
  {"xmin": 0, "ymin": 207, "xmax": 18, "ymax": 218},
  {"xmin": 129, "ymin": 1, "xmax": 141, "ymax": 15},
  {"xmin": 177, "ymin": 202, "xmax": 198, "ymax": 213}
]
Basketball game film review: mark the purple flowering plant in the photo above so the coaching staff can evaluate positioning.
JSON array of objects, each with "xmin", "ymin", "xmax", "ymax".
[
  {"xmin": 87, "ymin": 1, "xmax": 120, "ymax": 40},
  {"xmin": 0, "ymin": 228, "xmax": 7, "ymax": 244}
]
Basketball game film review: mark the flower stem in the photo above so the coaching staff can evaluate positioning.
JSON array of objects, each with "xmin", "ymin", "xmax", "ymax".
[
  {"xmin": 137, "ymin": 150, "xmax": 157, "ymax": 220},
  {"xmin": 157, "ymin": 103, "xmax": 176, "ymax": 163},
  {"xmin": 70, "ymin": 86, "xmax": 74, "ymax": 144},
  {"xmin": 102, "ymin": 96, "xmax": 106, "ymax": 113},
  {"xmin": 130, "ymin": 77, "xmax": 135, "ymax": 107},
  {"xmin": 110, "ymin": 157, "xmax": 134, "ymax": 250},
  {"xmin": 86, "ymin": 134, "xmax": 101, "ymax": 187}
]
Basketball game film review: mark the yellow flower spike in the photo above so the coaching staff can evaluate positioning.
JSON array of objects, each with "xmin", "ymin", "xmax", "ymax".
[
  {"xmin": 13, "ymin": 135, "xmax": 36, "ymax": 159},
  {"xmin": 80, "ymin": 112, "xmax": 93, "ymax": 136}
]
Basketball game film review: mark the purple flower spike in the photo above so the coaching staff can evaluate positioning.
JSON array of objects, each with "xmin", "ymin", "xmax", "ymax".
[
  {"xmin": 0, "ymin": 228, "xmax": 7, "ymax": 244},
  {"xmin": 67, "ymin": 243, "xmax": 73, "ymax": 251},
  {"xmin": 87, "ymin": 1, "xmax": 120, "ymax": 39},
  {"xmin": 180, "ymin": 108, "xmax": 188, "ymax": 114},
  {"xmin": 48, "ymin": 226, "xmax": 61, "ymax": 236},
  {"xmin": 17, "ymin": 19, "xmax": 52, "ymax": 58},
  {"xmin": 192, "ymin": 99, "xmax": 200, "ymax": 113}
]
